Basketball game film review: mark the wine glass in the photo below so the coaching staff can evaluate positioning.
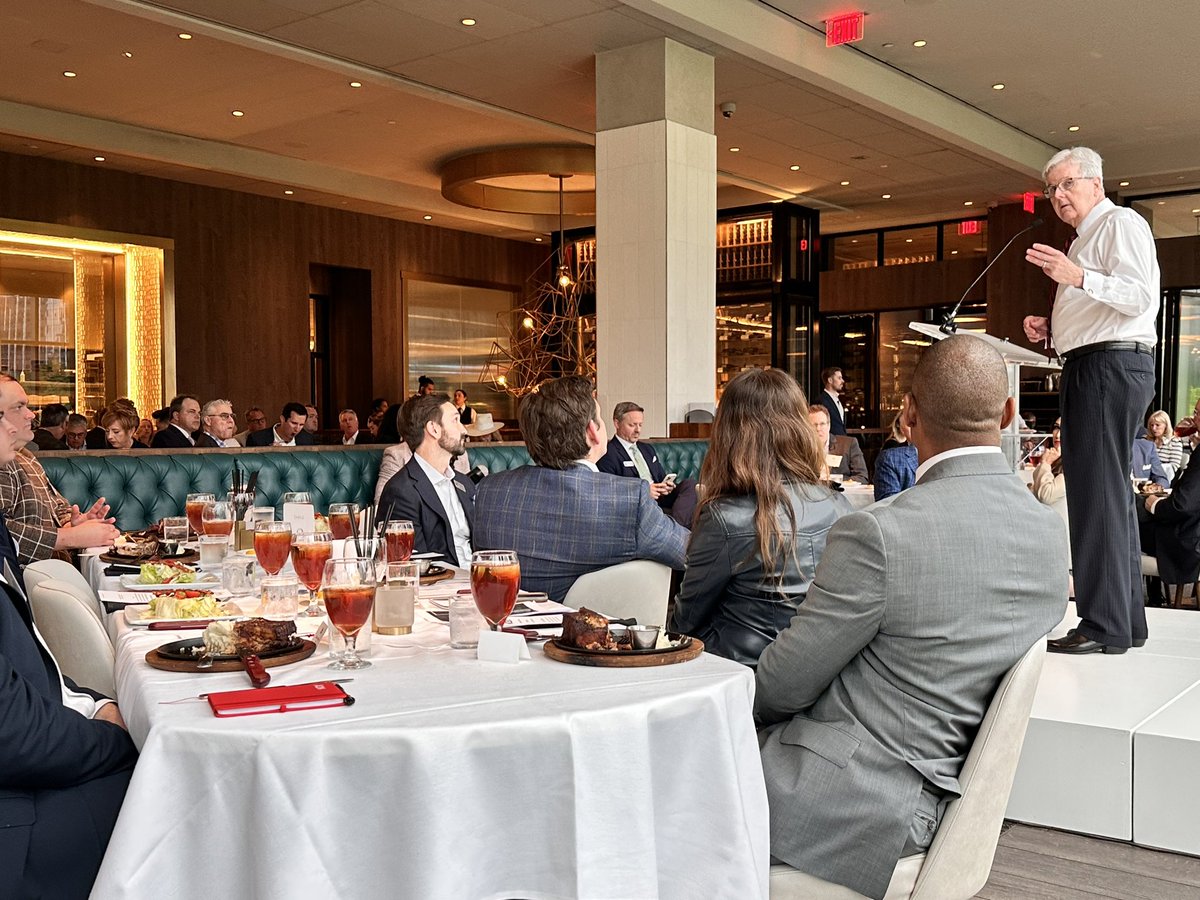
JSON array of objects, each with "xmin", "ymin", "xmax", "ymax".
[
  {"xmin": 254, "ymin": 521, "xmax": 293, "ymax": 576},
  {"xmin": 323, "ymin": 557, "xmax": 376, "ymax": 670},
  {"xmin": 383, "ymin": 519, "xmax": 415, "ymax": 563},
  {"xmin": 291, "ymin": 531, "xmax": 333, "ymax": 615},
  {"xmin": 328, "ymin": 502, "xmax": 356, "ymax": 540},
  {"xmin": 201, "ymin": 500, "xmax": 235, "ymax": 539},
  {"xmin": 185, "ymin": 492, "xmax": 215, "ymax": 540},
  {"xmin": 470, "ymin": 550, "xmax": 520, "ymax": 631}
]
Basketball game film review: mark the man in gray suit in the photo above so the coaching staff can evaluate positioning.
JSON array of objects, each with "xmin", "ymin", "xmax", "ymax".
[{"xmin": 756, "ymin": 335, "xmax": 1068, "ymax": 899}]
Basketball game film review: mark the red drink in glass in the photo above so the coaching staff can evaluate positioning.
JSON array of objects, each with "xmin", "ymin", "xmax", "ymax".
[
  {"xmin": 386, "ymin": 529, "xmax": 414, "ymax": 563},
  {"xmin": 324, "ymin": 585, "xmax": 375, "ymax": 637},
  {"xmin": 329, "ymin": 512, "xmax": 353, "ymax": 540},
  {"xmin": 254, "ymin": 529, "xmax": 292, "ymax": 575},
  {"xmin": 203, "ymin": 518, "xmax": 233, "ymax": 537},
  {"xmin": 292, "ymin": 541, "xmax": 332, "ymax": 591},
  {"xmin": 186, "ymin": 501, "xmax": 209, "ymax": 536},
  {"xmin": 471, "ymin": 562, "xmax": 520, "ymax": 628},
  {"xmin": 1176, "ymin": 421, "xmax": 1197, "ymax": 438}
]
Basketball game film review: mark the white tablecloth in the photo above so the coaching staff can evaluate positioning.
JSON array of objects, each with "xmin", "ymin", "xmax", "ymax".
[{"xmin": 93, "ymin": 606, "xmax": 769, "ymax": 899}]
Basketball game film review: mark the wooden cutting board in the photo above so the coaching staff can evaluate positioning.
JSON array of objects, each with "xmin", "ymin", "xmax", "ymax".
[
  {"xmin": 543, "ymin": 636, "xmax": 704, "ymax": 668},
  {"xmin": 145, "ymin": 639, "xmax": 316, "ymax": 673}
]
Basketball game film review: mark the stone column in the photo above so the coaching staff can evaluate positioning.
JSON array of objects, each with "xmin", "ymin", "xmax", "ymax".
[{"xmin": 595, "ymin": 38, "xmax": 716, "ymax": 438}]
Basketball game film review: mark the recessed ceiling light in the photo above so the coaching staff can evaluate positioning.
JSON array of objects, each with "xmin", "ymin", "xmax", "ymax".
[
  {"xmin": 423, "ymin": 214, "xmax": 433, "ymax": 220},
  {"xmin": 284, "ymin": 189, "xmax": 294, "ymax": 195},
  {"xmin": 1158, "ymin": 201, "xmax": 1167, "ymax": 206},
  {"xmin": 1119, "ymin": 180, "xmax": 1130, "ymax": 186},
  {"xmin": 881, "ymin": 193, "xmax": 892, "ymax": 199},
  {"xmin": 729, "ymin": 147, "xmax": 740, "ymax": 152},
  {"xmin": 789, "ymin": 165, "xmax": 800, "ymax": 171},
  {"xmin": 1068, "ymin": 125, "xmax": 1080, "ymax": 132},
  {"xmin": 992, "ymin": 83, "xmax": 1005, "ymax": 91},
  {"xmin": 1192, "ymin": 208, "xmax": 1200, "ymax": 214},
  {"xmin": 178, "ymin": 32, "xmax": 192, "ymax": 40},
  {"xmin": 122, "ymin": 51, "xmax": 133, "ymax": 59},
  {"xmin": 905, "ymin": 238, "xmax": 913, "ymax": 243},
  {"xmin": 879, "ymin": 163, "xmax": 889, "ymax": 169},
  {"xmin": 964, "ymin": 200, "xmax": 974, "ymax": 206},
  {"xmin": 850, "ymin": 239, "xmax": 858, "ymax": 243},
  {"xmin": 951, "ymin": 249, "xmax": 959, "ymax": 255},
  {"xmin": 840, "ymin": 180, "xmax": 850, "ymax": 186},
  {"xmin": 63, "ymin": 71, "xmax": 77, "ymax": 78},
  {"xmin": 349, "ymin": 81, "xmax": 362, "ymax": 88},
  {"xmin": 534, "ymin": 237, "xmax": 543, "ymax": 242},
  {"xmin": 461, "ymin": 17, "xmax": 476, "ymax": 26},
  {"xmin": 93, "ymin": 156, "xmax": 105, "ymax": 162},
  {"xmin": 913, "ymin": 40, "xmax": 927, "ymax": 48},
  {"xmin": 231, "ymin": 110, "xmax": 245, "ymax": 117}
]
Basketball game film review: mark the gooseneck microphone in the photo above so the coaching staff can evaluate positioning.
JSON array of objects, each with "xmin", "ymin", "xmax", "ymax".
[{"xmin": 940, "ymin": 217, "xmax": 1044, "ymax": 334}]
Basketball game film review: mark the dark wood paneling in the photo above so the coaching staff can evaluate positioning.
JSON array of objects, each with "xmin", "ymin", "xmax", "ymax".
[
  {"xmin": 985, "ymin": 200, "xmax": 1071, "ymax": 350},
  {"xmin": 819, "ymin": 257, "xmax": 985, "ymax": 313},
  {"xmin": 1159, "ymin": 235, "xmax": 1200, "ymax": 288},
  {"xmin": 0, "ymin": 151, "xmax": 540, "ymax": 420}
]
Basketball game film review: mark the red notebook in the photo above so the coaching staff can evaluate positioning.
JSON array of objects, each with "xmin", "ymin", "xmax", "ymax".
[{"xmin": 207, "ymin": 681, "xmax": 354, "ymax": 717}]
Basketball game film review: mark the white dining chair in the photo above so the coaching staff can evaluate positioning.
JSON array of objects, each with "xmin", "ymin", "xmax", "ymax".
[
  {"xmin": 769, "ymin": 639, "xmax": 1048, "ymax": 900},
  {"xmin": 29, "ymin": 578, "xmax": 117, "ymax": 699},
  {"xmin": 25, "ymin": 558, "xmax": 104, "ymax": 620},
  {"xmin": 562, "ymin": 559, "xmax": 672, "ymax": 627}
]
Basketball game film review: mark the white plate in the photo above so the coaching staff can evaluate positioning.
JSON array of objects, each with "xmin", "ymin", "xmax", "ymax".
[
  {"xmin": 123, "ymin": 600, "xmax": 243, "ymax": 627},
  {"xmin": 118, "ymin": 574, "xmax": 220, "ymax": 591}
]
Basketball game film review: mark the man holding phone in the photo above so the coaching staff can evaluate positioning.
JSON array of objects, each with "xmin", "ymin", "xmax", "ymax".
[{"xmin": 597, "ymin": 402, "xmax": 697, "ymax": 527}]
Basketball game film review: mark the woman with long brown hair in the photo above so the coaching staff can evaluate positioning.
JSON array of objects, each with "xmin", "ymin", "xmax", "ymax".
[{"xmin": 668, "ymin": 368, "xmax": 850, "ymax": 666}]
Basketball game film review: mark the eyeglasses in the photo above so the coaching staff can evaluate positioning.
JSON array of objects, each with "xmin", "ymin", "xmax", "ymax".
[
  {"xmin": 1042, "ymin": 176, "xmax": 1095, "ymax": 199},
  {"xmin": 210, "ymin": 412, "xmax": 235, "ymax": 420}
]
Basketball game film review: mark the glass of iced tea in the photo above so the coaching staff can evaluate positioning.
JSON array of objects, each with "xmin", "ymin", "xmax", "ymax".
[
  {"xmin": 322, "ymin": 557, "xmax": 376, "ymax": 670},
  {"xmin": 254, "ymin": 521, "xmax": 293, "ymax": 576},
  {"xmin": 383, "ymin": 519, "xmax": 415, "ymax": 563},
  {"xmin": 185, "ymin": 492, "xmax": 215, "ymax": 539},
  {"xmin": 470, "ymin": 549, "xmax": 521, "ymax": 631},
  {"xmin": 201, "ymin": 500, "xmax": 235, "ymax": 539},
  {"xmin": 291, "ymin": 531, "xmax": 333, "ymax": 614},
  {"xmin": 328, "ymin": 502, "xmax": 356, "ymax": 540}
]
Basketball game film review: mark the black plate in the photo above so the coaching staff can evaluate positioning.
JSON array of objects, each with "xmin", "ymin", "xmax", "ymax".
[
  {"xmin": 551, "ymin": 633, "xmax": 692, "ymax": 656},
  {"xmin": 155, "ymin": 636, "xmax": 304, "ymax": 662}
]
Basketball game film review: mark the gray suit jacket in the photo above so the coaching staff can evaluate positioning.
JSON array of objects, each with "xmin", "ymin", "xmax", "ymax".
[
  {"xmin": 828, "ymin": 434, "xmax": 868, "ymax": 483},
  {"xmin": 755, "ymin": 452, "xmax": 1068, "ymax": 898}
]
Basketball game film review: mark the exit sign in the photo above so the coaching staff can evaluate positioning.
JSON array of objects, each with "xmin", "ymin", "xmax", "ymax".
[
  {"xmin": 958, "ymin": 220, "xmax": 983, "ymax": 236},
  {"xmin": 1023, "ymin": 191, "xmax": 1038, "ymax": 213},
  {"xmin": 826, "ymin": 12, "xmax": 865, "ymax": 47}
]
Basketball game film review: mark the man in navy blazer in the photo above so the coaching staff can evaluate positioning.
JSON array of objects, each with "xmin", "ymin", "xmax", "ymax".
[
  {"xmin": 377, "ymin": 393, "xmax": 475, "ymax": 566},
  {"xmin": 818, "ymin": 366, "xmax": 848, "ymax": 436},
  {"xmin": 149, "ymin": 393, "xmax": 201, "ymax": 447},
  {"xmin": 246, "ymin": 402, "xmax": 316, "ymax": 447},
  {"xmin": 474, "ymin": 377, "xmax": 687, "ymax": 602},
  {"xmin": 596, "ymin": 401, "xmax": 698, "ymax": 527},
  {"xmin": 0, "ymin": 410, "xmax": 137, "ymax": 899}
]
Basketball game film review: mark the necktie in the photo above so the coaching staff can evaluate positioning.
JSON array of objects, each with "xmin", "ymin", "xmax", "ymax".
[{"xmin": 630, "ymin": 444, "xmax": 653, "ymax": 483}]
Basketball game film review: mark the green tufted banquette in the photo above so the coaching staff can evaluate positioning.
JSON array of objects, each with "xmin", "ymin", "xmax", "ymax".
[{"xmin": 38, "ymin": 440, "xmax": 708, "ymax": 531}]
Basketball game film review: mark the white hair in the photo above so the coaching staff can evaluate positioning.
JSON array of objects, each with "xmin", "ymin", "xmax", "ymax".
[
  {"xmin": 201, "ymin": 399, "xmax": 232, "ymax": 417},
  {"xmin": 1043, "ymin": 146, "xmax": 1104, "ymax": 182}
]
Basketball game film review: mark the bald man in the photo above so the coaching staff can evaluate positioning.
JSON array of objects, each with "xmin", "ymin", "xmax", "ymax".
[{"xmin": 756, "ymin": 335, "xmax": 1068, "ymax": 899}]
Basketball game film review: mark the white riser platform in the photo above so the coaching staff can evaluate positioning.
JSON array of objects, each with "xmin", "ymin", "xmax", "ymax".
[{"xmin": 1007, "ymin": 603, "xmax": 1200, "ymax": 853}]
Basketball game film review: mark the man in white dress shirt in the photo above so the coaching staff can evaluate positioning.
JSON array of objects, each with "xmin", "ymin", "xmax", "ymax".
[
  {"xmin": 818, "ymin": 366, "xmax": 848, "ymax": 436},
  {"xmin": 339, "ymin": 409, "xmax": 362, "ymax": 445},
  {"xmin": 377, "ymin": 393, "xmax": 475, "ymax": 566},
  {"xmin": 1023, "ymin": 146, "xmax": 1159, "ymax": 654}
]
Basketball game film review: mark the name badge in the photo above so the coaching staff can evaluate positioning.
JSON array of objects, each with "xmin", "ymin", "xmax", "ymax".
[
  {"xmin": 622, "ymin": 460, "xmax": 635, "ymax": 467},
  {"xmin": 826, "ymin": 454, "xmax": 843, "ymax": 468}
]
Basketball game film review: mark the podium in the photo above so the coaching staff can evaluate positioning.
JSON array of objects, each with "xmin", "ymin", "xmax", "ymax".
[{"xmin": 908, "ymin": 323, "xmax": 1061, "ymax": 470}]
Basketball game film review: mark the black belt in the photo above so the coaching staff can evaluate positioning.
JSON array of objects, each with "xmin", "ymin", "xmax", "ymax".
[{"xmin": 1060, "ymin": 340, "xmax": 1152, "ymax": 363}]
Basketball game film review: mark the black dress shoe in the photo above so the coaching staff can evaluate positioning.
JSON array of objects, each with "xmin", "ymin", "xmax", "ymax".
[{"xmin": 1047, "ymin": 632, "xmax": 1127, "ymax": 654}]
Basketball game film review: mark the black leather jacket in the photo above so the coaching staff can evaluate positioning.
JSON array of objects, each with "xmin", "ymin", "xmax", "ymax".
[{"xmin": 669, "ymin": 482, "xmax": 850, "ymax": 667}]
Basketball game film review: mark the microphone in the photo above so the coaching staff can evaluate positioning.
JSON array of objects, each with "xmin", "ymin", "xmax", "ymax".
[{"xmin": 940, "ymin": 217, "xmax": 1043, "ymax": 334}]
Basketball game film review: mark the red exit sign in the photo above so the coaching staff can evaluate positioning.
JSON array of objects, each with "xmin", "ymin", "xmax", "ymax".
[
  {"xmin": 826, "ymin": 12, "xmax": 865, "ymax": 47},
  {"xmin": 958, "ymin": 220, "xmax": 983, "ymax": 236}
]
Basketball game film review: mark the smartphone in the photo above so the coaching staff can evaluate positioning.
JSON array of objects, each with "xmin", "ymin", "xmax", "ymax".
[{"xmin": 664, "ymin": 473, "xmax": 677, "ymax": 486}]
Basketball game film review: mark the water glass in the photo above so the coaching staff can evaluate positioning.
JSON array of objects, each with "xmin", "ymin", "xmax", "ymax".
[
  {"xmin": 198, "ymin": 535, "xmax": 229, "ymax": 567},
  {"xmin": 160, "ymin": 516, "xmax": 188, "ymax": 555},
  {"xmin": 375, "ymin": 562, "xmax": 418, "ymax": 634},
  {"xmin": 260, "ymin": 575, "xmax": 300, "ymax": 620},
  {"xmin": 222, "ymin": 555, "xmax": 258, "ymax": 596},
  {"xmin": 449, "ymin": 596, "xmax": 486, "ymax": 649}
]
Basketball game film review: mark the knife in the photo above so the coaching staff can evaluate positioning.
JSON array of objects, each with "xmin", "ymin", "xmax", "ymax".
[
  {"xmin": 240, "ymin": 652, "xmax": 271, "ymax": 688},
  {"xmin": 147, "ymin": 619, "xmax": 217, "ymax": 630}
]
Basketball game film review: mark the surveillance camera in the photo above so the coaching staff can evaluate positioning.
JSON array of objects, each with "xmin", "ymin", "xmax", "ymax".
[{"xmin": 720, "ymin": 101, "xmax": 736, "ymax": 119}]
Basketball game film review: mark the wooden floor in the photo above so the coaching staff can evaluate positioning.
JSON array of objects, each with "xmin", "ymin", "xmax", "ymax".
[{"xmin": 977, "ymin": 823, "xmax": 1200, "ymax": 899}]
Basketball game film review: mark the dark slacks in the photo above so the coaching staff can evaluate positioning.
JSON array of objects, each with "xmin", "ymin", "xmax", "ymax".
[{"xmin": 1060, "ymin": 348, "xmax": 1155, "ymax": 648}]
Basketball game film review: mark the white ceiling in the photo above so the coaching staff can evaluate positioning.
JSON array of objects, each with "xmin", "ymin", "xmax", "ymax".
[{"xmin": 1, "ymin": 0, "xmax": 1197, "ymax": 240}]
